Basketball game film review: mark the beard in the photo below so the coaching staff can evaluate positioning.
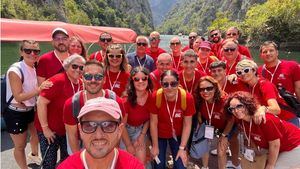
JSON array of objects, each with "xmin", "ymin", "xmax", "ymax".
[{"xmin": 54, "ymin": 43, "xmax": 68, "ymax": 52}]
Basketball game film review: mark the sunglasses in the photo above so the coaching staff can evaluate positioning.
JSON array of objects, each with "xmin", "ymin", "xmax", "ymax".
[
  {"xmin": 210, "ymin": 33, "xmax": 218, "ymax": 38},
  {"xmin": 100, "ymin": 37, "xmax": 112, "ymax": 43},
  {"xmin": 83, "ymin": 73, "xmax": 104, "ymax": 81},
  {"xmin": 23, "ymin": 48, "xmax": 41, "ymax": 55},
  {"xmin": 189, "ymin": 36, "xmax": 196, "ymax": 40},
  {"xmin": 53, "ymin": 37, "xmax": 68, "ymax": 42},
  {"xmin": 199, "ymin": 86, "xmax": 214, "ymax": 92},
  {"xmin": 133, "ymin": 76, "xmax": 148, "ymax": 82},
  {"xmin": 149, "ymin": 37, "xmax": 159, "ymax": 41},
  {"xmin": 71, "ymin": 64, "xmax": 84, "ymax": 71},
  {"xmin": 80, "ymin": 121, "xmax": 119, "ymax": 134},
  {"xmin": 227, "ymin": 33, "xmax": 237, "ymax": 36},
  {"xmin": 137, "ymin": 42, "xmax": 147, "ymax": 47},
  {"xmin": 228, "ymin": 104, "xmax": 245, "ymax": 113},
  {"xmin": 170, "ymin": 42, "xmax": 181, "ymax": 46},
  {"xmin": 211, "ymin": 68, "xmax": 224, "ymax": 74},
  {"xmin": 223, "ymin": 48, "xmax": 236, "ymax": 52},
  {"xmin": 236, "ymin": 67, "xmax": 252, "ymax": 76},
  {"xmin": 161, "ymin": 81, "xmax": 179, "ymax": 88},
  {"xmin": 108, "ymin": 54, "xmax": 122, "ymax": 59}
]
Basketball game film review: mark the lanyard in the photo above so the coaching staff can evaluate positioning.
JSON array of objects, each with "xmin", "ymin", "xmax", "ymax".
[
  {"xmin": 164, "ymin": 90, "xmax": 178, "ymax": 131},
  {"xmin": 250, "ymin": 81, "xmax": 258, "ymax": 96},
  {"xmin": 173, "ymin": 54, "xmax": 182, "ymax": 70},
  {"xmin": 54, "ymin": 50, "xmax": 64, "ymax": 67},
  {"xmin": 136, "ymin": 56, "xmax": 146, "ymax": 68},
  {"xmin": 107, "ymin": 70, "xmax": 121, "ymax": 90},
  {"xmin": 68, "ymin": 77, "xmax": 80, "ymax": 95},
  {"xmin": 205, "ymin": 101, "xmax": 215, "ymax": 125},
  {"xmin": 225, "ymin": 56, "xmax": 237, "ymax": 75},
  {"xmin": 182, "ymin": 70, "xmax": 195, "ymax": 93},
  {"xmin": 263, "ymin": 60, "xmax": 281, "ymax": 83},
  {"xmin": 222, "ymin": 77, "xmax": 228, "ymax": 92},
  {"xmin": 242, "ymin": 119, "xmax": 253, "ymax": 147},
  {"xmin": 81, "ymin": 148, "xmax": 118, "ymax": 169},
  {"xmin": 198, "ymin": 58, "xmax": 209, "ymax": 73}
]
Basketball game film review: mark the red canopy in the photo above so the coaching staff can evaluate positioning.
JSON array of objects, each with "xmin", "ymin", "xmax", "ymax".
[{"xmin": 0, "ymin": 18, "xmax": 137, "ymax": 43}]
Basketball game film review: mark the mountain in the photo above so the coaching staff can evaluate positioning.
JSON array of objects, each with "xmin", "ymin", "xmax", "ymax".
[
  {"xmin": 148, "ymin": 0, "xmax": 181, "ymax": 27},
  {"xmin": 158, "ymin": 0, "xmax": 266, "ymax": 35},
  {"xmin": 1, "ymin": 0, "xmax": 154, "ymax": 34}
]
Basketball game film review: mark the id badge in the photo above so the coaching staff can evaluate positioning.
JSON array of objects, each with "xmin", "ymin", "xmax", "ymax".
[
  {"xmin": 204, "ymin": 125, "xmax": 214, "ymax": 139},
  {"xmin": 172, "ymin": 128, "xmax": 178, "ymax": 142},
  {"xmin": 244, "ymin": 148, "xmax": 255, "ymax": 162}
]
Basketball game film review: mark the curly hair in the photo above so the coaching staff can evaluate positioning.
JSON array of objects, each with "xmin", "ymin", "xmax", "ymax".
[
  {"xmin": 127, "ymin": 67, "xmax": 153, "ymax": 107},
  {"xmin": 224, "ymin": 91, "xmax": 258, "ymax": 117},
  {"xmin": 104, "ymin": 44, "xmax": 129, "ymax": 72}
]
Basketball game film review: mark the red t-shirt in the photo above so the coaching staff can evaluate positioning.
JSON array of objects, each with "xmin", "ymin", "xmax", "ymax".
[
  {"xmin": 103, "ymin": 70, "xmax": 130, "ymax": 97},
  {"xmin": 211, "ymin": 41, "xmax": 223, "ymax": 60},
  {"xmin": 124, "ymin": 94, "xmax": 151, "ymax": 126},
  {"xmin": 145, "ymin": 47, "xmax": 166, "ymax": 63},
  {"xmin": 179, "ymin": 70, "xmax": 206, "ymax": 93},
  {"xmin": 222, "ymin": 78, "xmax": 247, "ymax": 95},
  {"xmin": 149, "ymin": 89, "xmax": 196, "ymax": 138},
  {"xmin": 182, "ymin": 45, "xmax": 190, "ymax": 52},
  {"xmin": 224, "ymin": 54, "xmax": 243, "ymax": 75},
  {"xmin": 172, "ymin": 54, "xmax": 183, "ymax": 71},
  {"xmin": 57, "ymin": 149, "xmax": 144, "ymax": 169},
  {"xmin": 240, "ymin": 113, "xmax": 300, "ymax": 152},
  {"xmin": 238, "ymin": 45, "xmax": 252, "ymax": 59},
  {"xmin": 35, "ymin": 73, "xmax": 82, "ymax": 135},
  {"xmin": 199, "ymin": 98, "xmax": 228, "ymax": 130},
  {"xmin": 150, "ymin": 69, "xmax": 162, "ymax": 91},
  {"xmin": 36, "ymin": 51, "xmax": 64, "ymax": 80},
  {"xmin": 89, "ymin": 50, "xmax": 104, "ymax": 62},
  {"xmin": 63, "ymin": 90, "xmax": 126, "ymax": 126},
  {"xmin": 197, "ymin": 56, "xmax": 217, "ymax": 75},
  {"xmin": 258, "ymin": 60, "xmax": 300, "ymax": 94},
  {"xmin": 242, "ymin": 78, "xmax": 296, "ymax": 121}
]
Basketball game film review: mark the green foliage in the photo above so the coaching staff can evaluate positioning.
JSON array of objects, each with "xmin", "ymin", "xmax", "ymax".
[
  {"xmin": 208, "ymin": 12, "xmax": 240, "ymax": 32},
  {"xmin": 64, "ymin": 0, "xmax": 91, "ymax": 25}
]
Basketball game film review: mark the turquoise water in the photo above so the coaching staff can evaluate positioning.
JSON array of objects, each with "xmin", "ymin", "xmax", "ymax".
[{"xmin": 1, "ymin": 35, "xmax": 299, "ymax": 74}]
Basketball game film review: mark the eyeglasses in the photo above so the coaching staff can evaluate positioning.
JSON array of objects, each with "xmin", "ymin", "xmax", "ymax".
[
  {"xmin": 23, "ymin": 48, "xmax": 41, "ymax": 55},
  {"xmin": 53, "ymin": 36, "xmax": 68, "ymax": 42},
  {"xmin": 161, "ymin": 81, "xmax": 179, "ymax": 88},
  {"xmin": 227, "ymin": 33, "xmax": 237, "ymax": 36},
  {"xmin": 170, "ymin": 42, "xmax": 181, "ymax": 46},
  {"xmin": 80, "ymin": 121, "xmax": 119, "ymax": 134},
  {"xmin": 223, "ymin": 48, "xmax": 236, "ymax": 52},
  {"xmin": 149, "ymin": 37, "xmax": 159, "ymax": 41},
  {"xmin": 71, "ymin": 64, "xmax": 84, "ymax": 71},
  {"xmin": 133, "ymin": 77, "xmax": 148, "ymax": 82},
  {"xmin": 228, "ymin": 104, "xmax": 245, "ymax": 113},
  {"xmin": 199, "ymin": 86, "xmax": 214, "ymax": 92},
  {"xmin": 210, "ymin": 33, "xmax": 218, "ymax": 38},
  {"xmin": 100, "ymin": 37, "xmax": 112, "ymax": 43},
  {"xmin": 137, "ymin": 42, "xmax": 147, "ymax": 47},
  {"xmin": 83, "ymin": 73, "xmax": 104, "ymax": 81},
  {"xmin": 236, "ymin": 67, "xmax": 252, "ymax": 76},
  {"xmin": 211, "ymin": 68, "xmax": 224, "ymax": 74},
  {"xmin": 183, "ymin": 60, "xmax": 196, "ymax": 64},
  {"xmin": 108, "ymin": 54, "xmax": 122, "ymax": 59},
  {"xmin": 189, "ymin": 36, "xmax": 196, "ymax": 40}
]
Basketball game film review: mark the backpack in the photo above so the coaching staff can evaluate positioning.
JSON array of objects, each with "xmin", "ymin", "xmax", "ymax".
[
  {"xmin": 72, "ymin": 89, "xmax": 117, "ymax": 119},
  {"xmin": 155, "ymin": 87, "xmax": 187, "ymax": 111},
  {"xmin": 1, "ymin": 65, "xmax": 24, "ymax": 113}
]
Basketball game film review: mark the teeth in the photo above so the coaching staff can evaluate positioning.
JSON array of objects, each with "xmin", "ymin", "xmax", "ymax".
[{"xmin": 92, "ymin": 140, "xmax": 106, "ymax": 146}]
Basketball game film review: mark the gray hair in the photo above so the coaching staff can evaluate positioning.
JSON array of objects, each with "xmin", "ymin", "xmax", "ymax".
[{"xmin": 63, "ymin": 54, "xmax": 86, "ymax": 70}]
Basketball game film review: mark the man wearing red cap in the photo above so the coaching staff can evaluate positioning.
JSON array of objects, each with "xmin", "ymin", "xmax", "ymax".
[{"xmin": 58, "ymin": 98, "xmax": 144, "ymax": 169}]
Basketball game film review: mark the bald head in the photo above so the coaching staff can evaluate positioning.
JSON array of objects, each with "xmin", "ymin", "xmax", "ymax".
[{"xmin": 157, "ymin": 53, "xmax": 173, "ymax": 72}]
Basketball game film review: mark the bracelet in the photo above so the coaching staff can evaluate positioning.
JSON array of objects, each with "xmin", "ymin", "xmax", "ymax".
[
  {"xmin": 221, "ymin": 133, "xmax": 228, "ymax": 137},
  {"xmin": 41, "ymin": 125, "xmax": 48, "ymax": 128},
  {"xmin": 179, "ymin": 146, "xmax": 185, "ymax": 150}
]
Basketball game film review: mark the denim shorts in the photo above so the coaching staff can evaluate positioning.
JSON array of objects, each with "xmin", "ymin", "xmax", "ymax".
[{"xmin": 120, "ymin": 124, "xmax": 146, "ymax": 149}]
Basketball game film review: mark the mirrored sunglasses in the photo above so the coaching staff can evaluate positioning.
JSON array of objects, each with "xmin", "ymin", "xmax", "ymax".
[
  {"xmin": 83, "ymin": 73, "xmax": 104, "ymax": 81},
  {"xmin": 80, "ymin": 121, "xmax": 119, "ymax": 134}
]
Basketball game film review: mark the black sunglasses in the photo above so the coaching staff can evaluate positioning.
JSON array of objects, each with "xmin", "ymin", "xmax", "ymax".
[
  {"xmin": 223, "ymin": 48, "xmax": 236, "ymax": 52},
  {"xmin": 83, "ymin": 73, "xmax": 104, "ymax": 81},
  {"xmin": 170, "ymin": 42, "xmax": 181, "ymax": 46},
  {"xmin": 149, "ymin": 37, "xmax": 159, "ymax": 41},
  {"xmin": 210, "ymin": 33, "xmax": 218, "ymax": 38},
  {"xmin": 227, "ymin": 33, "xmax": 237, "ymax": 36},
  {"xmin": 161, "ymin": 81, "xmax": 178, "ymax": 88},
  {"xmin": 133, "ymin": 77, "xmax": 148, "ymax": 82},
  {"xmin": 100, "ymin": 37, "xmax": 112, "ymax": 43},
  {"xmin": 236, "ymin": 67, "xmax": 252, "ymax": 76},
  {"xmin": 199, "ymin": 86, "xmax": 214, "ymax": 92},
  {"xmin": 189, "ymin": 36, "xmax": 196, "ymax": 40},
  {"xmin": 80, "ymin": 121, "xmax": 119, "ymax": 134},
  {"xmin": 71, "ymin": 64, "xmax": 84, "ymax": 71},
  {"xmin": 23, "ymin": 48, "xmax": 41, "ymax": 55},
  {"xmin": 228, "ymin": 104, "xmax": 245, "ymax": 113},
  {"xmin": 108, "ymin": 54, "xmax": 122, "ymax": 59},
  {"xmin": 137, "ymin": 42, "xmax": 147, "ymax": 47}
]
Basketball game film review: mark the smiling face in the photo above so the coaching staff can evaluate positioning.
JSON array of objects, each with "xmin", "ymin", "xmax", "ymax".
[
  {"xmin": 66, "ymin": 58, "xmax": 85, "ymax": 81},
  {"xmin": 69, "ymin": 39, "xmax": 83, "ymax": 55},
  {"xmin": 236, "ymin": 66, "xmax": 256, "ymax": 84},
  {"xmin": 98, "ymin": 33, "xmax": 113, "ymax": 51},
  {"xmin": 229, "ymin": 98, "xmax": 247, "ymax": 120},
  {"xmin": 199, "ymin": 80, "xmax": 215, "ymax": 102},
  {"xmin": 193, "ymin": 37, "xmax": 203, "ymax": 52},
  {"xmin": 162, "ymin": 74, "xmax": 179, "ymax": 99},
  {"xmin": 52, "ymin": 32, "xmax": 69, "ymax": 52},
  {"xmin": 79, "ymin": 111, "xmax": 123, "ymax": 159},
  {"xmin": 132, "ymin": 72, "xmax": 149, "ymax": 92},
  {"xmin": 226, "ymin": 27, "xmax": 239, "ymax": 40},
  {"xmin": 210, "ymin": 30, "xmax": 222, "ymax": 43},
  {"xmin": 107, "ymin": 48, "xmax": 123, "ymax": 69},
  {"xmin": 21, "ymin": 41, "xmax": 40, "ymax": 65},
  {"xmin": 170, "ymin": 37, "xmax": 182, "ymax": 54},
  {"xmin": 83, "ymin": 64, "xmax": 105, "ymax": 94},
  {"xmin": 182, "ymin": 56, "xmax": 197, "ymax": 74},
  {"xmin": 136, "ymin": 37, "xmax": 148, "ymax": 55},
  {"xmin": 260, "ymin": 44, "xmax": 279, "ymax": 65},
  {"xmin": 222, "ymin": 41, "xmax": 238, "ymax": 62},
  {"xmin": 210, "ymin": 67, "xmax": 226, "ymax": 82}
]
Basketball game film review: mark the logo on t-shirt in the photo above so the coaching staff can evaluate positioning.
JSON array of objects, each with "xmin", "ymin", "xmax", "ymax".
[
  {"xmin": 114, "ymin": 82, "xmax": 121, "ymax": 88},
  {"xmin": 253, "ymin": 135, "xmax": 262, "ymax": 142},
  {"xmin": 175, "ymin": 110, "xmax": 182, "ymax": 118}
]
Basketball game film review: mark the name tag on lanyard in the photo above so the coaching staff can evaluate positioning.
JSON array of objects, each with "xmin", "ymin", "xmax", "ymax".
[{"xmin": 204, "ymin": 125, "xmax": 214, "ymax": 139}]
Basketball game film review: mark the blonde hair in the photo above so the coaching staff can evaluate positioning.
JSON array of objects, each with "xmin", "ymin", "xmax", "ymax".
[{"xmin": 236, "ymin": 59, "xmax": 258, "ymax": 70}]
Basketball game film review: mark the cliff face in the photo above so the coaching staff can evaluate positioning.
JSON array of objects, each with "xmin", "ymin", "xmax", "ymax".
[{"xmin": 157, "ymin": 0, "xmax": 266, "ymax": 34}]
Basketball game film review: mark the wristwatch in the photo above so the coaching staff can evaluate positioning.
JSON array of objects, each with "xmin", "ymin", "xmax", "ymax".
[{"xmin": 179, "ymin": 146, "xmax": 186, "ymax": 150}]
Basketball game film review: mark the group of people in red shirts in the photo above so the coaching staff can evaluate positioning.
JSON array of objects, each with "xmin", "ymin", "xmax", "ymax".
[{"xmin": 4, "ymin": 26, "xmax": 300, "ymax": 169}]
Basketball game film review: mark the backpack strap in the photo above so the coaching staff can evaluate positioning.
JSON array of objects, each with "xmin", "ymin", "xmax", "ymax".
[
  {"xmin": 156, "ymin": 88, "xmax": 163, "ymax": 109},
  {"xmin": 156, "ymin": 87, "xmax": 187, "ymax": 111},
  {"xmin": 106, "ymin": 89, "xmax": 117, "ymax": 100},
  {"xmin": 7, "ymin": 65, "xmax": 24, "ymax": 105},
  {"xmin": 72, "ymin": 91, "xmax": 82, "ymax": 119}
]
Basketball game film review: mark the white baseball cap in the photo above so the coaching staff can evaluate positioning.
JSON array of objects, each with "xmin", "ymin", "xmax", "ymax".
[{"xmin": 52, "ymin": 27, "xmax": 69, "ymax": 38}]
